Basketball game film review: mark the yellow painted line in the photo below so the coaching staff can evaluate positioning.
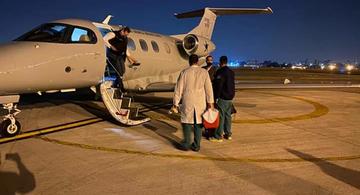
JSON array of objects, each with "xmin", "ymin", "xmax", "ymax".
[
  {"xmin": 233, "ymin": 92, "xmax": 329, "ymax": 124},
  {"xmin": 39, "ymin": 136, "xmax": 360, "ymax": 163},
  {"xmin": 0, "ymin": 118, "xmax": 103, "ymax": 144}
]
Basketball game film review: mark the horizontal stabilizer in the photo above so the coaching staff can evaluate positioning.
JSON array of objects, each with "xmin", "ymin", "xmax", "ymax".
[{"xmin": 175, "ymin": 7, "xmax": 273, "ymax": 19}]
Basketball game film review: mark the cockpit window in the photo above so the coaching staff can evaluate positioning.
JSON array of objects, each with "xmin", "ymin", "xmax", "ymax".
[
  {"xmin": 70, "ymin": 27, "xmax": 97, "ymax": 44},
  {"xmin": 15, "ymin": 24, "xmax": 68, "ymax": 43}
]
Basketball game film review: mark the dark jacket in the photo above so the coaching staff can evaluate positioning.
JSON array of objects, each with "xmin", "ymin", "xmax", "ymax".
[
  {"xmin": 213, "ymin": 66, "xmax": 235, "ymax": 100},
  {"xmin": 109, "ymin": 30, "xmax": 128, "ymax": 59},
  {"xmin": 202, "ymin": 65, "xmax": 217, "ymax": 82}
]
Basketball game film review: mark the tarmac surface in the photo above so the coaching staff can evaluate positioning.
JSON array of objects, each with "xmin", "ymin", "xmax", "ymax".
[{"xmin": 1, "ymin": 71, "xmax": 360, "ymax": 194}]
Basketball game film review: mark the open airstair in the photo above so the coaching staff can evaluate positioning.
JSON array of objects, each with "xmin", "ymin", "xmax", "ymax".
[{"xmin": 100, "ymin": 81, "xmax": 150, "ymax": 126}]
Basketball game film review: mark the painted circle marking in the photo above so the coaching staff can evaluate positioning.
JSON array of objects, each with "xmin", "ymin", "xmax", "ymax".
[
  {"xmin": 233, "ymin": 92, "xmax": 329, "ymax": 124},
  {"xmin": 39, "ymin": 136, "xmax": 360, "ymax": 163},
  {"xmin": 144, "ymin": 92, "xmax": 329, "ymax": 124}
]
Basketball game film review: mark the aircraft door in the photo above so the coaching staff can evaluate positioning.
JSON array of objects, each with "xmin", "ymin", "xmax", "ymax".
[{"xmin": 61, "ymin": 26, "xmax": 106, "ymax": 87}]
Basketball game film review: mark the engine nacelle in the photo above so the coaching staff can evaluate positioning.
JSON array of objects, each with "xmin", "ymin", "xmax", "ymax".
[{"xmin": 183, "ymin": 34, "xmax": 215, "ymax": 57}]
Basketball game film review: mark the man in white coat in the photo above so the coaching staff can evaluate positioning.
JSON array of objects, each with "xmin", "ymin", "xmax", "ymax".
[{"xmin": 172, "ymin": 54, "xmax": 215, "ymax": 152}]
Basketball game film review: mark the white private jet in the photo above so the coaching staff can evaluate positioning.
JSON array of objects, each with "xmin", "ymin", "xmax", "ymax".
[{"xmin": 0, "ymin": 7, "xmax": 273, "ymax": 137}]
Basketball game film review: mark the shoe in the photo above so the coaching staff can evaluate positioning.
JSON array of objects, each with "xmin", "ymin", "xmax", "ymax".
[
  {"xmin": 191, "ymin": 143, "xmax": 200, "ymax": 152},
  {"xmin": 209, "ymin": 137, "xmax": 223, "ymax": 143},
  {"xmin": 224, "ymin": 135, "xmax": 232, "ymax": 140},
  {"xmin": 191, "ymin": 147, "xmax": 200, "ymax": 152},
  {"xmin": 178, "ymin": 146, "xmax": 190, "ymax": 151}
]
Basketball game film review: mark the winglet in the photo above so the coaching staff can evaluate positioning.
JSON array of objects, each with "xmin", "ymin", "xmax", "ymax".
[{"xmin": 102, "ymin": 15, "xmax": 114, "ymax": 24}]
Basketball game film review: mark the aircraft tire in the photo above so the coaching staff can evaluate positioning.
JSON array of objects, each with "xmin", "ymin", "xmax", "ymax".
[{"xmin": 1, "ymin": 119, "xmax": 21, "ymax": 137}]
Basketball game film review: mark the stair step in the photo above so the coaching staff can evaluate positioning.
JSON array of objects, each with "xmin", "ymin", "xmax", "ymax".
[
  {"xmin": 129, "ymin": 107, "xmax": 139, "ymax": 119},
  {"xmin": 113, "ymin": 89, "xmax": 123, "ymax": 99},
  {"xmin": 121, "ymin": 97, "xmax": 132, "ymax": 109},
  {"xmin": 100, "ymin": 81, "xmax": 151, "ymax": 125}
]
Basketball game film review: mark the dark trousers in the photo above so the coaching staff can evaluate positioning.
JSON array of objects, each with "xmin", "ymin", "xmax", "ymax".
[
  {"xmin": 181, "ymin": 113, "xmax": 202, "ymax": 150},
  {"xmin": 205, "ymin": 128, "xmax": 215, "ymax": 139},
  {"xmin": 108, "ymin": 51, "xmax": 125, "ymax": 76},
  {"xmin": 214, "ymin": 99, "xmax": 233, "ymax": 139},
  {"xmin": 107, "ymin": 51, "xmax": 125, "ymax": 90}
]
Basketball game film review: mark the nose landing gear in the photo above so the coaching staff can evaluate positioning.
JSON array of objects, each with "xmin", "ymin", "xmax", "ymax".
[{"xmin": 1, "ymin": 103, "xmax": 21, "ymax": 137}]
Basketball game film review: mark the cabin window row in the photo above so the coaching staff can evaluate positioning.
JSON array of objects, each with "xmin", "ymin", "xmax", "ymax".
[{"xmin": 128, "ymin": 38, "xmax": 171, "ymax": 54}]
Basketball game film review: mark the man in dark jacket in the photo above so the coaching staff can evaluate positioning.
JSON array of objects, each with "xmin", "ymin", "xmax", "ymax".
[
  {"xmin": 211, "ymin": 56, "xmax": 235, "ymax": 142},
  {"xmin": 202, "ymin": 55, "xmax": 217, "ymax": 139},
  {"xmin": 202, "ymin": 55, "xmax": 217, "ymax": 81},
  {"xmin": 104, "ymin": 27, "xmax": 138, "ymax": 90}
]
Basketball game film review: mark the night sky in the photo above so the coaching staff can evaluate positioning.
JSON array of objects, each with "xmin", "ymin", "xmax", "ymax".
[{"xmin": 0, "ymin": 0, "xmax": 359, "ymax": 63}]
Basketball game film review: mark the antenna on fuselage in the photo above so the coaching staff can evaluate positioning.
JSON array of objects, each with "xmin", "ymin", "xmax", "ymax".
[{"xmin": 102, "ymin": 15, "xmax": 114, "ymax": 24}]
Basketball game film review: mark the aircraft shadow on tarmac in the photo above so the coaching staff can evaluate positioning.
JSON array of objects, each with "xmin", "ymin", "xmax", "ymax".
[
  {"xmin": 287, "ymin": 149, "xmax": 360, "ymax": 190},
  {"xmin": 0, "ymin": 153, "xmax": 36, "ymax": 195},
  {"xmin": 71, "ymin": 94, "xmax": 183, "ymax": 149},
  {"xmin": 18, "ymin": 89, "xmax": 96, "ymax": 109}
]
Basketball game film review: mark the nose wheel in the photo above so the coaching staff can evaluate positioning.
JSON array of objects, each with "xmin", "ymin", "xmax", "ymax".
[{"xmin": 1, "ymin": 103, "xmax": 21, "ymax": 137}]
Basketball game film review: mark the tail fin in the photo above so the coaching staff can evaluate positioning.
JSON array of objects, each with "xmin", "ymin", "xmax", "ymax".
[{"xmin": 174, "ymin": 7, "xmax": 273, "ymax": 39}]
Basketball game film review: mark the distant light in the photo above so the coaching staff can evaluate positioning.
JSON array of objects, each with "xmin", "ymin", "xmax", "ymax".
[
  {"xmin": 328, "ymin": 64, "xmax": 336, "ymax": 71},
  {"xmin": 292, "ymin": 65, "xmax": 306, "ymax": 70},
  {"xmin": 228, "ymin": 60, "xmax": 240, "ymax": 68},
  {"xmin": 346, "ymin": 65, "xmax": 354, "ymax": 71}
]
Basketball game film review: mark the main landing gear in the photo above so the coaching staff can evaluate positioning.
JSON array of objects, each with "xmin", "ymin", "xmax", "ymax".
[{"xmin": 1, "ymin": 103, "xmax": 21, "ymax": 137}]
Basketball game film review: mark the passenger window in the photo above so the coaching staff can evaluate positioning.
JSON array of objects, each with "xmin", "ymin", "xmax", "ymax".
[
  {"xmin": 70, "ymin": 27, "xmax": 96, "ymax": 43},
  {"xmin": 16, "ymin": 24, "xmax": 68, "ymax": 43},
  {"xmin": 164, "ymin": 43, "xmax": 171, "ymax": 54},
  {"xmin": 128, "ymin": 38, "xmax": 136, "ymax": 51},
  {"xmin": 151, "ymin": 41, "xmax": 160, "ymax": 53},
  {"xmin": 139, "ymin": 39, "xmax": 148, "ymax": 52}
]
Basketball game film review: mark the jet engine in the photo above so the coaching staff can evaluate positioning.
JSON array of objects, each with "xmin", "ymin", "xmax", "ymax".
[{"xmin": 182, "ymin": 34, "xmax": 215, "ymax": 57}]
